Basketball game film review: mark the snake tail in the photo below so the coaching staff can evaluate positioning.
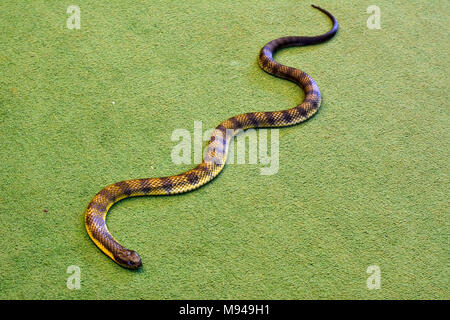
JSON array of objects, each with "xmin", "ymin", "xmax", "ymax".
[{"xmin": 85, "ymin": 5, "xmax": 338, "ymax": 269}]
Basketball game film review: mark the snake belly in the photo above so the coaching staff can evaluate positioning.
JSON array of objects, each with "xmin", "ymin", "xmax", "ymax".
[{"xmin": 85, "ymin": 5, "xmax": 338, "ymax": 269}]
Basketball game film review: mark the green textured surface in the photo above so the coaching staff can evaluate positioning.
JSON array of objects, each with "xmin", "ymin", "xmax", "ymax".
[{"xmin": 0, "ymin": 0, "xmax": 448, "ymax": 299}]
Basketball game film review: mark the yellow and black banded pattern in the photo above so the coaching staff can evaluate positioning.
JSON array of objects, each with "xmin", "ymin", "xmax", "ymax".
[{"xmin": 85, "ymin": 5, "xmax": 338, "ymax": 269}]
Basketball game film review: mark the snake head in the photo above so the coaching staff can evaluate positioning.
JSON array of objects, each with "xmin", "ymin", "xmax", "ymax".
[{"xmin": 115, "ymin": 249, "xmax": 142, "ymax": 269}]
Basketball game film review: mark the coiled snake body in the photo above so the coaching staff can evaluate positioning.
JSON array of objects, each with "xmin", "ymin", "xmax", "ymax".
[{"xmin": 85, "ymin": 5, "xmax": 338, "ymax": 269}]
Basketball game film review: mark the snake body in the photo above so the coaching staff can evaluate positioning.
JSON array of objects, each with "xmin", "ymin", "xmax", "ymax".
[{"xmin": 85, "ymin": 5, "xmax": 338, "ymax": 269}]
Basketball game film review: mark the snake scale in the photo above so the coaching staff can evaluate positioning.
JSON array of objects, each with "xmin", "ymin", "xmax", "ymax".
[{"xmin": 85, "ymin": 5, "xmax": 338, "ymax": 269}]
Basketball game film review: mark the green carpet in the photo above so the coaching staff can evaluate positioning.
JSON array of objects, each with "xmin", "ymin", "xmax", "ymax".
[{"xmin": 0, "ymin": 0, "xmax": 448, "ymax": 299}]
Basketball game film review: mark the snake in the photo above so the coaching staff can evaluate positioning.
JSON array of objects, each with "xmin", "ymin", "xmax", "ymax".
[{"xmin": 85, "ymin": 5, "xmax": 338, "ymax": 269}]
